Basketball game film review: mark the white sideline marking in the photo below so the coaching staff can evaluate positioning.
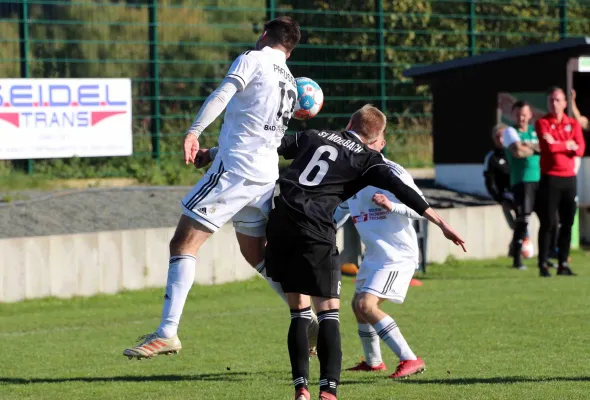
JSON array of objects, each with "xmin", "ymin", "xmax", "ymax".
[{"xmin": 0, "ymin": 306, "xmax": 285, "ymax": 337}]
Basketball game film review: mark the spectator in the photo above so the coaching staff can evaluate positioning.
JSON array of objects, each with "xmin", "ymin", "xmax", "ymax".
[
  {"xmin": 536, "ymin": 86, "xmax": 586, "ymax": 277},
  {"xmin": 483, "ymin": 124, "xmax": 517, "ymax": 253},
  {"xmin": 502, "ymin": 101, "xmax": 540, "ymax": 270}
]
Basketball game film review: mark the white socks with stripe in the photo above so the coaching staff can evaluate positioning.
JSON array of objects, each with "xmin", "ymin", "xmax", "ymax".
[
  {"xmin": 255, "ymin": 261, "xmax": 288, "ymax": 303},
  {"xmin": 357, "ymin": 323, "xmax": 383, "ymax": 366},
  {"xmin": 374, "ymin": 316, "xmax": 417, "ymax": 361},
  {"xmin": 157, "ymin": 255, "xmax": 196, "ymax": 339}
]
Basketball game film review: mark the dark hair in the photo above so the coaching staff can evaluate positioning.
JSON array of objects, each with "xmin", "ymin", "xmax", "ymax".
[
  {"xmin": 547, "ymin": 86, "xmax": 565, "ymax": 96},
  {"xmin": 263, "ymin": 16, "xmax": 301, "ymax": 52},
  {"xmin": 511, "ymin": 100, "xmax": 530, "ymax": 111}
]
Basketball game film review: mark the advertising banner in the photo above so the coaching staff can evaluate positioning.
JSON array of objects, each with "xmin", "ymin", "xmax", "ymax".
[{"xmin": 0, "ymin": 78, "xmax": 132, "ymax": 159}]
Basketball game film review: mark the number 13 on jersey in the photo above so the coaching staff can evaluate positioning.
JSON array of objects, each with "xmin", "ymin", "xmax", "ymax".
[{"xmin": 277, "ymin": 81, "xmax": 296, "ymax": 127}]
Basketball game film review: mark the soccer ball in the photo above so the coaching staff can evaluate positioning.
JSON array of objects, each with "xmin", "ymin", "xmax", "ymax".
[{"xmin": 293, "ymin": 77, "xmax": 324, "ymax": 120}]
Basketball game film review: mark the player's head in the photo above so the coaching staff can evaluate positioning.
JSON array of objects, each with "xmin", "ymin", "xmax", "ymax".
[
  {"xmin": 255, "ymin": 16, "xmax": 301, "ymax": 59},
  {"xmin": 491, "ymin": 123, "xmax": 506, "ymax": 148},
  {"xmin": 511, "ymin": 100, "xmax": 532, "ymax": 128},
  {"xmin": 347, "ymin": 104, "xmax": 387, "ymax": 151},
  {"xmin": 547, "ymin": 86, "xmax": 567, "ymax": 116}
]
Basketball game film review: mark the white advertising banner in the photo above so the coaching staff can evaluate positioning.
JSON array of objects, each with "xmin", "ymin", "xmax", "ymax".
[{"xmin": 0, "ymin": 78, "xmax": 132, "ymax": 159}]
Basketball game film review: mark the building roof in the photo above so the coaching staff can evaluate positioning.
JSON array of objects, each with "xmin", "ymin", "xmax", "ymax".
[{"xmin": 403, "ymin": 37, "xmax": 590, "ymax": 81}]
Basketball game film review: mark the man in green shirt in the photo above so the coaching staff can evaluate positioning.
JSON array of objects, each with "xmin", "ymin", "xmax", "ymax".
[{"xmin": 502, "ymin": 100, "xmax": 541, "ymax": 269}]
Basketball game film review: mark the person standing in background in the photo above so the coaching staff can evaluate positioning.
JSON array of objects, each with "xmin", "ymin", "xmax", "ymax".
[
  {"xmin": 502, "ymin": 101, "xmax": 540, "ymax": 270},
  {"xmin": 536, "ymin": 87, "xmax": 585, "ymax": 277},
  {"xmin": 483, "ymin": 124, "xmax": 518, "ymax": 254}
]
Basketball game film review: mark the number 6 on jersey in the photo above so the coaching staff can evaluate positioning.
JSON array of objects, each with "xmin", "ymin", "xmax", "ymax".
[{"xmin": 299, "ymin": 145, "xmax": 338, "ymax": 186}]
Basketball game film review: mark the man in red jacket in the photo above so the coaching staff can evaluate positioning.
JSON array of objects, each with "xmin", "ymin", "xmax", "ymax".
[{"xmin": 536, "ymin": 86, "xmax": 586, "ymax": 277}]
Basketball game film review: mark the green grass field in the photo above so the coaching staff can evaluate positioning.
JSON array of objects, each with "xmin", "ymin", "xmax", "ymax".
[{"xmin": 2, "ymin": 252, "xmax": 590, "ymax": 400}]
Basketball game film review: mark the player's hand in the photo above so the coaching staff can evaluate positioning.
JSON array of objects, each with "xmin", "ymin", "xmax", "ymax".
[
  {"xmin": 183, "ymin": 132, "xmax": 200, "ymax": 165},
  {"xmin": 571, "ymin": 89, "xmax": 577, "ymax": 101},
  {"xmin": 193, "ymin": 148, "xmax": 212, "ymax": 169},
  {"xmin": 372, "ymin": 193, "xmax": 393, "ymax": 211},
  {"xmin": 440, "ymin": 221, "xmax": 467, "ymax": 252}
]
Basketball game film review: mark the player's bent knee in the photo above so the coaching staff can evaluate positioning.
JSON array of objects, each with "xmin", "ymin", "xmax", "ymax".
[
  {"xmin": 355, "ymin": 294, "xmax": 379, "ymax": 317},
  {"xmin": 235, "ymin": 232, "xmax": 266, "ymax": 268}
]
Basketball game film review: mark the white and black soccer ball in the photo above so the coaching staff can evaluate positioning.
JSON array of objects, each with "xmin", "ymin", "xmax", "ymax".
[{"xmin": 293, "ymin": 77, "xmax": 324, "ymax": 120}]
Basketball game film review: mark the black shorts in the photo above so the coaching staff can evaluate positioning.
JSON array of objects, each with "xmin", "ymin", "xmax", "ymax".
[
  {"xmin": 265, "ymin": 209, "xmax": 341, "ymax": 299},
  {"xmin": 512, "ymin": 181, "xmax": 539, "ymax": 217}
]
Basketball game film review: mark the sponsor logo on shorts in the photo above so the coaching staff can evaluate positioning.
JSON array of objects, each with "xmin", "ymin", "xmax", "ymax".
[{"xmin": 197, "ymin": 207, "xmax": 207, "ymax": 215}]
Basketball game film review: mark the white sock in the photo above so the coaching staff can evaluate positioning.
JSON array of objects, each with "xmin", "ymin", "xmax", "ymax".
[
  {"xmin": 374, "ymin": 316, "xmax": 417, "ymax": 361},
  {"xmin": 357, "ymin": 323, "xmax": 382, "ymax": 366},
  {"xmin": 156, "ymin": 255, "xmax": 196, "ymax": 338}
]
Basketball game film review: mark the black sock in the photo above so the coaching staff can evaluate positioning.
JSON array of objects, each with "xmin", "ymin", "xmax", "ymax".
[
  {"xmin": 317, "ymin": 309, "xmax": 341, "ymax": 397},
  {"xmin": 288, "ymin": 307, "xmax": 312, "ymax": 391}
]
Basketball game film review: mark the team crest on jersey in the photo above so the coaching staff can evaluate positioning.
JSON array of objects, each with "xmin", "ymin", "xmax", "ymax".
[{"xmin": 565, "ymin": 124, "xmax": 572, "ymax": 132}]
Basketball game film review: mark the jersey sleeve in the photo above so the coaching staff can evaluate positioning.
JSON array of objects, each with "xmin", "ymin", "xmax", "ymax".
[
  {"xmin": 503, "ymin": 126, "xmax": 521, "ymax": 148},
  {"xmin": 277, "ymin": 132, "xmax": 301, "ymax": 160},
  {"xmin": 226, "ymin": 52, "xmax": 261, "ymax": 91},
  {"xmin": 361, "ymin": 154, "xmax": 430, "ymax": 216}
]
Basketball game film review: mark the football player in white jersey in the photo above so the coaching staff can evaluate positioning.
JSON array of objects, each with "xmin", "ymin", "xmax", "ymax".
[
  {"xmin": 123, "ymin": 16, "xmax": 321, "ymax": 359},
  {"xmin": 334, "ymin": 159, "xmax": 429, "ymax": 379}
]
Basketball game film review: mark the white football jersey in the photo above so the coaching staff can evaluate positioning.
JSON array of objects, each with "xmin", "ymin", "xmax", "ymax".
[
  {"xmin": 218, "ymin": 46, "xmax": 297, "ymax": 183},
  {"xmin": 337, "ymin": 161, "xmax": 424, "ymax": 270}
]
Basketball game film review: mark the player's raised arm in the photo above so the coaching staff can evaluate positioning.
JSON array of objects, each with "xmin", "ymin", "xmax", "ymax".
[
  {"xmin": 372, "ymin": 193, "xmax": 425, "ymax": 220},
  {"xmin": 362, "ymin": 158, "xmax": 466, "ymax": 251},
  {"xmin": 184, "ymin": 52, "xmax": 261, "ymax": 165}
]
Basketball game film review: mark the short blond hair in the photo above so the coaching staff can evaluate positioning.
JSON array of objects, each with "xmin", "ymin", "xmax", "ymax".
[{"xmin": 349, "ymin": 104, "xmax": 387, "ymax": 144}]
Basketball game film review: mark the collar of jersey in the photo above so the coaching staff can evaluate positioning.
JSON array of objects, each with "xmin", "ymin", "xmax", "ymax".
[
  {"xmin": 347, "ymin": 130, "xmax": 362, "ymax": 141},
  {"xmin": 261, "ymin": 46, "xmax": 287, "ymax": 60}
]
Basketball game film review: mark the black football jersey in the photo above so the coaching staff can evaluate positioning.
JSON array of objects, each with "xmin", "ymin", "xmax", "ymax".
[{"xmin": 275, "ymin": 129, "xmax": 430, "ymax": 241}]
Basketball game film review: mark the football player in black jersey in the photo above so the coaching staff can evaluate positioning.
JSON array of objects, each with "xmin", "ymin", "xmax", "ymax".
[{"xmin": 195, "ymin": 105, "xmax": 466, "ymax": 400}]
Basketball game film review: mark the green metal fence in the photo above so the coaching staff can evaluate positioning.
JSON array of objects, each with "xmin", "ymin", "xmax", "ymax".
[{"xmin": 1, "ymin": 0, "xmax": 590, "ymax": 183}]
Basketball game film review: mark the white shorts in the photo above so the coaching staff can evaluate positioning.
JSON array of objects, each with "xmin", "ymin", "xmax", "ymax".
[
  {"xmin": 181, "ymin": 157, "xmax": 275, "ymax": 237},
  {"xmin": 355, "ymin": 262, "xmax": 417, "ymax": 304}
]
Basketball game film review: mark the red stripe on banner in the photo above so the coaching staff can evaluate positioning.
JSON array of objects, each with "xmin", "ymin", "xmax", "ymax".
[
  {"xmin": 0, "ymin": 113, "xmax": 19, "ymax": 127},
  {"xmin": 91, "ymin": 111, "xmax": 126, "ymax": 126}
]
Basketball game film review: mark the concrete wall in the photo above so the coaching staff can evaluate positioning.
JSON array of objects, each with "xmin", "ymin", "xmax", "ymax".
[
  {"xmin": 425, "ymin": 205, "xmax": 540, "ymax": 263},
  {"xmin": 0, "ymin": 225, "xmax": 256, "ymax": 303},
  {"xmin": 0, "ymin": 204, "xmax": 535, "ymax": 303}
]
